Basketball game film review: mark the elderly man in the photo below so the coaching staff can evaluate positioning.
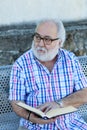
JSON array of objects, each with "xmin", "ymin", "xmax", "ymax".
[{"xmin": 9, "ymin": 19, "xmax": 87, "ymax": 130}]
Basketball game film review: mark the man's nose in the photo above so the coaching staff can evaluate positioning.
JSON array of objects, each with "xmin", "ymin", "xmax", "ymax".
[{"xmin": 39, "ymin": 38, "xmax": 45, "ymax": 46}]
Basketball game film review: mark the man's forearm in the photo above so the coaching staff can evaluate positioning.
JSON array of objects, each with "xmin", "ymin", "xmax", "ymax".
[
  {"xmin": 11, "ymin": 100, "xmax": 29, "ymax": 120},
  {"xmin": 59, "ymin": 88, "xmax": 87, "ymax": 108}
]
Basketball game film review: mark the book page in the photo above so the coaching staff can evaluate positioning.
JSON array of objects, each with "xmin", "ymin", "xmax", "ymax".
[
  {"xmin": 17, "ymin": 102, "xmax": 45, "ymax": 118},
  {"xmin": 16, "ymin": 102, "xmax": 77, "ymax": 119},
  {"xmin": 46, "ymin": 106, "xmax": 77, "ymax": 118}
]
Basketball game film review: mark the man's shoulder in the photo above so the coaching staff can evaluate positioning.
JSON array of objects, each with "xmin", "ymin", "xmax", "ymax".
[
  {"xmin": 13, "ymin": 49, "xmax": 34, "ymax": 68},
  {"xmin": 60, "ymin": 49, "xmax": 76, "ymax": 60},
  {"xmin": 60, "ymin": 49, "xmax": 75, "ymax": 58},
  {"xmin": 17, "ymin": 49, "xmax": 33, "ymax": 61}
]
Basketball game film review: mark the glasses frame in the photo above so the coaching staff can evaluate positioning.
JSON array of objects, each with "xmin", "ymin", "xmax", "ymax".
[{"xmin": 32, "ymin": 33, "xmax": 59, "ymax": 45}]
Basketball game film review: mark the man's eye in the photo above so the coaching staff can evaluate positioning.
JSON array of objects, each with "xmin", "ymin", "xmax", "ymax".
[
  {"xmin": 36, "ymin": 35, "xmax": 41, "ymax": 40},
  {"xmin": 44, "ymin": 38, "xmax": 51, "ymax": 42}
]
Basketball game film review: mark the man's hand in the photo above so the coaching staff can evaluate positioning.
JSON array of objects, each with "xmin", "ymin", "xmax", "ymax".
[
  {"xmin": 37, "ymin": 101, "xmax": 60, "ymax": 113},
  {"xmin": 29, "ymin": 101, "xmax": 60, "ymax": 124},
  {"xmin": 29, "ymin": 112, "xmax": 57, "ymax": 124}
]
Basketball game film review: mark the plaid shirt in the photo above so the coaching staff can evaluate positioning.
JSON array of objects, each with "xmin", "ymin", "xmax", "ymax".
[{"xmin": 9, "ymin": 49, "xmax": 87, "ymax": 130}]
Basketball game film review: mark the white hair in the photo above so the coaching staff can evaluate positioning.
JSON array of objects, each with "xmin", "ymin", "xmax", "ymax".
[{"xmin": 35, "ymin": 18, "xmax": 66, "ymax": 47}]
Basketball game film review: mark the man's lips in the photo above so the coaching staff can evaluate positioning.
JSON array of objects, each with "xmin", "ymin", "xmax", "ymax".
[{"xmin": 37, "ymin": 49, "xmax": 45, "ymax": 53}]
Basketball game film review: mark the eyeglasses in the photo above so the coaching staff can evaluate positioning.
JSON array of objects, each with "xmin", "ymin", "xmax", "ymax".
[{"xmin": 32, "ymin": 33, "xmax": 59, "ymax": 45}]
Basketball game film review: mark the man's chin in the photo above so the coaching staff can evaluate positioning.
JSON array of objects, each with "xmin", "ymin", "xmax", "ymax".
[
  {"xmin": 35, "ymin": 55, "xmax": 55, "ymax": 62},
  {"xmin": 34, "ymin": 54, "xmax": 47, "ymax": 61}
]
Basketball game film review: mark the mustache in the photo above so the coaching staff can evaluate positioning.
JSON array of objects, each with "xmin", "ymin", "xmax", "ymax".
[{"xmin": 36, "ymin": 47, "xmax": 47, "ymax": 52}]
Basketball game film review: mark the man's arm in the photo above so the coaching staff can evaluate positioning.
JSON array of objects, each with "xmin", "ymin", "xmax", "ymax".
[
  {"xmin": 38, "ymin": 88, "xmax": 87, "ymax": 113},
  {"xmin": 11, "ymin": 100, "xmax": 57, "ymax": 124},
  {"xmin": 11, "ymin": 88, "xmax": 87, "ymax": 124},
  {"xmin": 11, "ymin": 100, "xmax": 29, "ymax": 120},
  {"xmin": 60, "ymin": 88, "xmax": 87, "ymax": 108}
]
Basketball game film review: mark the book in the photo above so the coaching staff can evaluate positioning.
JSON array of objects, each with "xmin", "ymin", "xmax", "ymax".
[{"xmin": 16, "ymin": 102, "xmax": 77, "ymax": 119}]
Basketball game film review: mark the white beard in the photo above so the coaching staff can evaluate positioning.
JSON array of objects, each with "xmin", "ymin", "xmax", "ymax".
[{"xmin": 32, "ymin": 41, "xmax": 59, "ymax": 62}]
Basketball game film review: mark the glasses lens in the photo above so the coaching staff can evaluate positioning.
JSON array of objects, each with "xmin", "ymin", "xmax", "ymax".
[
  {"xmin": 33, "ymin": 33, "xmax": 52, "ymax": 45},
  {"xmin": 34, "ymin": 34, "xmax": 41, "ymax": 42},
  {"xmin": 44, "ymin": 37, "xmax": 51, "ymax": 45}
]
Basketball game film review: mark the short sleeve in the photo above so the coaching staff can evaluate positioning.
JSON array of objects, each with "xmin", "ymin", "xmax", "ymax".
[
  {"xmin": 9, "ymin": 62, "xmax": 26, "ymax": 101},
  {"xmin": 73, "ymin": 56, "xmax": 87, "ymax": 91}
]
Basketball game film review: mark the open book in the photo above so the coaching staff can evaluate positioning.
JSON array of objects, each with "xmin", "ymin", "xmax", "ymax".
[{"xmin": 16, "ymin": 102, "xmax": 77, "ymax": 119}]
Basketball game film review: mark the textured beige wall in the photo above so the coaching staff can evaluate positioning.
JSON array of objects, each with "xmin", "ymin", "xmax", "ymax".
[{"xmin": 0, "ymin": 0, "xmax": 87, "ymax": 25}]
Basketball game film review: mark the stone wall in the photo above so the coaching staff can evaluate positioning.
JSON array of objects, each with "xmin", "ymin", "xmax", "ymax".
[{"xmin": 0, "ymin": 20, "xmax": 87, "ymax": 66}]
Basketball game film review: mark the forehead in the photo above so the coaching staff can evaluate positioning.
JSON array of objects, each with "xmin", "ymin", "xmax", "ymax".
[{"xmin": 36, "ymin": 22, "xmax": 58, "ymax": 37}]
